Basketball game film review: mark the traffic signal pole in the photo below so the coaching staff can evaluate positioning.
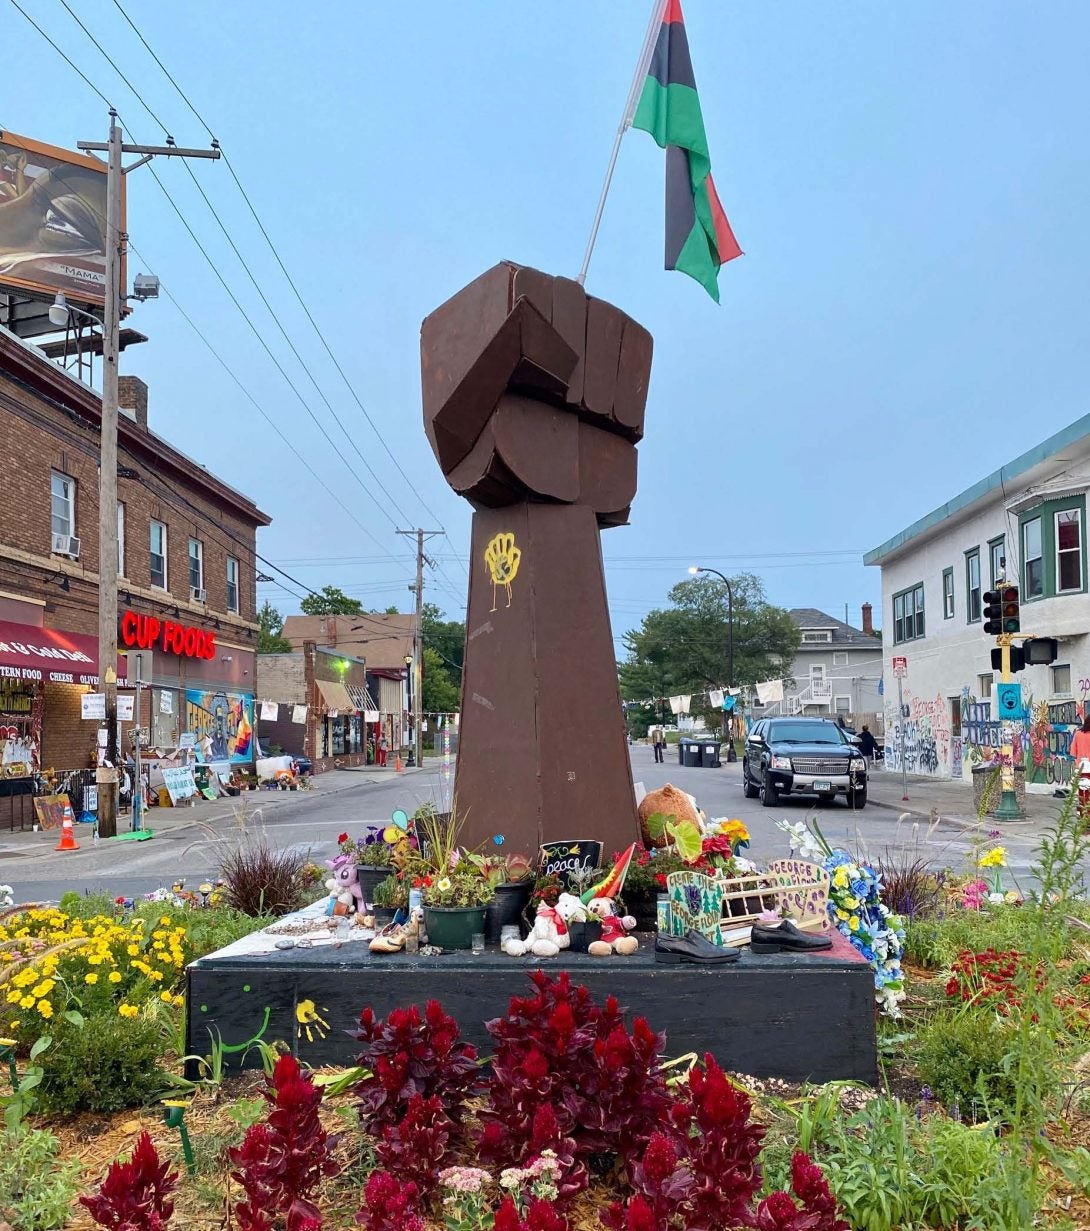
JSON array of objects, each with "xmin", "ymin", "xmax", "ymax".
[{"xmin": 993, "ymin": 632, "xmax": 1023, "ymax": 821}]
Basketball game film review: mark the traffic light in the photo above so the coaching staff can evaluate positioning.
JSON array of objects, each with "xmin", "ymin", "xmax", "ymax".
[
  {"xmin": 983, "ymin": 589, "xmax": 1004, "ymax": 635},
  {"xmin": 1000, "ymin": 585, "xmax": 1020, "ymax": 633}
]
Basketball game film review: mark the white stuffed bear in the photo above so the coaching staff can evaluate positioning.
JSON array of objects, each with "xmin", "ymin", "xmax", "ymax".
[
  {"xmin": 586, "ymin": 896, "xmax": 639, "ymax": 957},
  {"xmin": 504, "ymin": 896, "xmax": 572, "ymax": 958}
]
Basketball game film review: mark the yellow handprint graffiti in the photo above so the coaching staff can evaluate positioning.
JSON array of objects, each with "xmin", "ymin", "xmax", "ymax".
[
  {"xmin": 295, "ymin": 999, "xmax": 330, "ymax": 1044},
  {"xmin": 484, "ymin": 532, "xmax": 522, "ymax": 612}
]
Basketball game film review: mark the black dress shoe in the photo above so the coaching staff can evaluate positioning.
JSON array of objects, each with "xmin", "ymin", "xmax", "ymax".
[
  {"xmin": 749, "ymin": 919, "xmax": 833, "ymax": 953},
  {"xmin": 655, "ymin": 929, "xmax": 740, "ymax": 965}
]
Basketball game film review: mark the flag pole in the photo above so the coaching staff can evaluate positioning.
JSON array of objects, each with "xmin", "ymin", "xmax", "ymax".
[{"xmin": 576, "ymin": 0, "xmax": 668, "ymax": 287}]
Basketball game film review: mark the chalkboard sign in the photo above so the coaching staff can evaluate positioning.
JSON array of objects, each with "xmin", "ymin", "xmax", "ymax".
[
  {"xmin": 161, "ymin": 766, "xmax": 199, "ymax": 806},
  {"xmin": 539, "ymin": 839, "xmax": 603, "ymax": 889}
]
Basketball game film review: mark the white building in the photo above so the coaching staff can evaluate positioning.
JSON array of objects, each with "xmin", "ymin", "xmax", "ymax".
[
  {"xmin": 864, "ymin": 413, "xmax": 1090, "ymax": 791},
  {"xmin": 755, "ymin": 607, "xmax": 883, "ymax": 723}
]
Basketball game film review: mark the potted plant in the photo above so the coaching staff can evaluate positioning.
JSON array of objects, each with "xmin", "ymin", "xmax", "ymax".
[
  {"xmin": 339, "ymin": 827, "xmax": 412, "ymax": 904},
  {"xmin": 372, "ymin": 873, "xmax": 408, "ymax": 926},
  {"xmin": 472, "ymin": 852, "xmax": 533, "ymax": 945},
  {"xmin": 562, "ymin": 895, "xmax": 603, "ymax": 953},
  {"xmin": 420, "ymin": 865, "xmax": 494, "ymax": 949}
]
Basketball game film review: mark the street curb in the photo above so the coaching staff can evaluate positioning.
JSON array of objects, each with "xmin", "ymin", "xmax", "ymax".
[{"xmin": 867, "ymin": 795, "xmax": 1036, "ymax": 832}]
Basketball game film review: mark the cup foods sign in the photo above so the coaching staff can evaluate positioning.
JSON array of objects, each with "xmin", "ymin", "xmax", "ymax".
[{"xmin": 120, "ymin": 612, "xmax": 216, "ymax": 660}]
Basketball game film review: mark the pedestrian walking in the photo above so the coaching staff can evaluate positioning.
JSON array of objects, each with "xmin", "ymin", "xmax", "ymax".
[
  {"xmin": 857, "ymin": 724, "xmax": 879, "ymax": 764},
  {"xmin": 652, "ymin": 726, "xmax": 665, "ymax": 763},
  {"xmin": 377, "ymin": 733, "xmax": 389, "ymax": 768}
]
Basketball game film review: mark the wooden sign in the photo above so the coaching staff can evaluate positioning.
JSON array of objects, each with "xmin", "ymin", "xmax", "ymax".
[
  {"xmin": 539, "ymin": 839, "xmax": 602, "ymax": 889},
  {"xmin": 665, "ymin": 870, "xmax": 724, "ymax": 946},
  {"xmin": 33, "ymin": 793, "xmax": 73, "ymax": 831},
  {"xmin": 766, "ymin": 859, "xmax": 831, "ymax": 932}
]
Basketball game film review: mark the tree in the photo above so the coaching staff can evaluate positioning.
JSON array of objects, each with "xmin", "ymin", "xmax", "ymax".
[
  {"xmin": 257, "ymin": 601, "xmax": 292, "ymax": 654},
  {"xmin": 422, "ymin": 602, "xmax": 466, "ymax": 673},
  {"xmin": 300, "ymin": 585, "xmax": 364, "ymax": 616},
  {"xmin": 618, "ymin": 573, "xmax": 800, "ymax": 734},
  {"xmin": 422, "ymin": 646, "xmax": 461, "ymax": 714}
]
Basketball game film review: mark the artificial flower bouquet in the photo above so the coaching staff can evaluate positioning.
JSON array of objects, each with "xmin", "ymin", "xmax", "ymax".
[
  {"xmin": 338, "ymin": 825, "xmax": 414, "ymax": 869},
  {"xmin": 777, "ymin": 818, "xmax": 906, "ymax": 1017}
]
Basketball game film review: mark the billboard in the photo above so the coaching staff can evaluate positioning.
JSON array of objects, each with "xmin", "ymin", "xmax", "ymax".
[{"xmin": 0, "ymin": 131, "xmax": 119, "ymax": 307}]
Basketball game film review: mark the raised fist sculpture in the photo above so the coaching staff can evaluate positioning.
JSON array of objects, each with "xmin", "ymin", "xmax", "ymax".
[{"xmin": 421, "ymin": 263, "xmax": 652, "ymax": 855}]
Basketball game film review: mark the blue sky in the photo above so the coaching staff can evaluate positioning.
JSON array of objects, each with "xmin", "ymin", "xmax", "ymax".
[{"xmin": 6, "ymin": 1, "xmax": 1090, "ymax": 651}]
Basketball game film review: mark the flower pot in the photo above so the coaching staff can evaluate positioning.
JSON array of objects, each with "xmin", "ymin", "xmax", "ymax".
[
  {"xmin": 485, "ymin": 881, "xmax": 533, "ymax": 945},
  {"xmin": 423, "ymin": 905, "xmax": 489, "ymax": 951},
  {"xmin": 355, "ymin": 864, "xmax": 391, "ymax": 903},
  {"xmin": 567, "ymin": 919, "xmax": 603, "ymax": 953}
]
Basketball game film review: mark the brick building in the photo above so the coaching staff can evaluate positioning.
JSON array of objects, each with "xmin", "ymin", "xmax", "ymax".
[{"xmin": 0, "ymin": 325, "xmax": 270, "ymax": 814}]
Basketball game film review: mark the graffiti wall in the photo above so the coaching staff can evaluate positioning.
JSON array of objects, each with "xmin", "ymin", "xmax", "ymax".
[{"xmin": 885, "ymin": 682, "xmax": 1085, "ymax": 788}]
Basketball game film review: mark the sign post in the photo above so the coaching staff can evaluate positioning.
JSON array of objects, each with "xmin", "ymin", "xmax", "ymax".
[
  {"xmin": 994, "ymin": 636, "xmax": 1024, "ymax": 821},
  {"xmin": 892, "ymin": 656, "xmax": 908, "ymax": 801}
]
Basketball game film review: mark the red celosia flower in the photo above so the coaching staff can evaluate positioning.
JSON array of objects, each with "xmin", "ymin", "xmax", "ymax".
[
  {"xmin": 356, "ymin": 1170, "xmax": 424, "ymax": 1231},
  {"xmin": 338, "ymin": 832, "xmax": 349, "ymax": 844},
  {"xmin": 642, "ymin": 1132, "xmax": 678, "ymax": 1183},
  {"xmin": 80, "ymin": 1131, "xmax": 176, "ymax": 1231}
]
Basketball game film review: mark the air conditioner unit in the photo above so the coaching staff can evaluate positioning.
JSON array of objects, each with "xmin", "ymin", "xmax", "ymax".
[
  {"xmin": 51, "ymin": 533, "xmax": 80, "ymax": 559},
  {"xmin": 190, "ymin": 587, "xmax": 207, "ymax": 604}
]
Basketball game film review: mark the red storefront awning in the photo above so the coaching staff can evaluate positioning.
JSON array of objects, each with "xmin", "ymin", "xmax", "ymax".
[{"xmin": 0, "ymin": 621, "xmax": 128, "ymax": 685}]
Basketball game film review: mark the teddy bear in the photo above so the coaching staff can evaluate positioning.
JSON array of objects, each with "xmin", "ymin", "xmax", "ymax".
[
  {"xmin": 586, "ymin": 896, "xmax": 639, "ymax": 956},
  {"xmin": 325, "ymin": 854, "xmax": 366, "ymax": 917},
  {"xmin": 504, "ymin": 892, "xmax": 571, "ymax": 958}
]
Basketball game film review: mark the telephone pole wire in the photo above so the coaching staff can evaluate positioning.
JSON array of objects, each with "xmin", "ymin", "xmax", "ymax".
[
  {"xmin": 78, "ymin": 110, "xmax": 220, "ymax": 838},
  {"xmin": 397, "ymin": 528, "xmax": 444, "ymax": 770}
]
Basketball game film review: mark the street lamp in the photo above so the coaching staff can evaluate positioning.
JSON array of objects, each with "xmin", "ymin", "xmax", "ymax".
[{"xmin": 688, "ymin": 565, "xmax": 737, "ymax": 761}]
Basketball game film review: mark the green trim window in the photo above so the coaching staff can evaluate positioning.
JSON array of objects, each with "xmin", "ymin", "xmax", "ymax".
[
  {"xmin": 988, "ymin": 535, "xmax": 1006, "ymax": 587},
  {"xmin": 942, "ymin": 567, "xmax": 955, "ymax": 619},
  {"xmin": 893, "ymin": 582, "xmax": 925, "ymax": 644},
  {"xmin": 1018, "ymin": 495, "xmax": 1087, "ymax": 600},
  {"xmin": 965, "ymin": 549, "xmax": 981, "ymax": 623}
]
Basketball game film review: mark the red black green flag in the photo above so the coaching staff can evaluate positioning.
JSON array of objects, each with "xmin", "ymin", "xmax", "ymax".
[{"xmin": 632, "ymin": 0, "xmax": 742, "ymax": 301}]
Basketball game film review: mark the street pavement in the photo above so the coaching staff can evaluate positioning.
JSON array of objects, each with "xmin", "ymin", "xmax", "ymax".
[{"xmin": 0, "ymin": 747, "xmax": 1079, "ymax": 903}]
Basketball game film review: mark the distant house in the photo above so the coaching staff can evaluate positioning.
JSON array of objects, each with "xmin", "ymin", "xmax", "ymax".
[
  {"xmin": 865, "ymin": 411, "xmax": 1090, "ymax": 789},
  {"xmin": 754, "ymin": 605, "xmax": 883, "ymax": 723}
]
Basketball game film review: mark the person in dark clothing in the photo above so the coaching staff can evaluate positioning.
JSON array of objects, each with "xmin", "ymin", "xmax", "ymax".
[{"xmin": 857, "ymin": 724, "xmax": 879, "ymax": 762}]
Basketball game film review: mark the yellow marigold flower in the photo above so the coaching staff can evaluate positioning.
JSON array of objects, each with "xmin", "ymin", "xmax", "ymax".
[
  {"xmin": 85, "ymin": 972, "xmax": 99, "ymax": 985},
  {"xmin": 149, "ymin": 971, "xmax": 163, "ymax": 983},
  {"xmin": 108, "ymin": 971, "xmax": 122, "ymax": 984},
  {"xmin": 172, "ymin": 994, "xmax": 185, "ymax": 1008},
  {"xmin": 160, "ymin": 991, "xmax": 173, "ymax": 1003},
  {"xmin": 979, "ymin": 846, "xmax": 1007, "ymax": 868},
  {"xmin": 118, "ymin": 1003, "xmax": 139, "ymax": 1018},
  {"xmin": 18, "ymin": 996, "xmax": 34, "ymax": 1010},
  {"xmin": 159, "ymin": 916, "xmax": 172, "ymax": 926},
  {"xmin": 7, "ymin": 1021, "xmax": 18, "ymax": 1030},
  {"xmin": 6, "ymin": 991, "xmax": 21, "ymax": 1005},
  {"xmin": 87, "ymin": 954, "xmax": 103, "ymax": 966},
  {"xmin": 127, "ymin": 944, "xmax": 140, "ymax": 957},
  {"xmin": 37, "ymin": 1000, "xmax": 53, "ymax": 1019}
]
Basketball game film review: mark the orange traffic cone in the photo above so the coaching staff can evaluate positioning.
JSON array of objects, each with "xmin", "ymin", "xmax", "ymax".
[
  {"xmin": 395, "ymin": 754, "xmax": 402, "ymax": 773},
  {"xmin": 55, "ymin": 815, "xmax": 80, "ymax": 852}
]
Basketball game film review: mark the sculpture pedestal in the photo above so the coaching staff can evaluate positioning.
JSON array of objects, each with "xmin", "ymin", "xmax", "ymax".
[{"xmin": 456, "ymin": 501, "xmax": 638, "ymax": 856}]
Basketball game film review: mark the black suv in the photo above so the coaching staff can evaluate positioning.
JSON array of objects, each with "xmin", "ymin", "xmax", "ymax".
[{"xmin": 743, "ymin": 717, "xmax": 867, "ymax": 808}]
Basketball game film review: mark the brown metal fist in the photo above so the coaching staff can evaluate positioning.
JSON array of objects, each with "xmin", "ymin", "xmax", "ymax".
[{"xmin": 420, "ymin": 262, "xmax": 653, "ymax": 528}]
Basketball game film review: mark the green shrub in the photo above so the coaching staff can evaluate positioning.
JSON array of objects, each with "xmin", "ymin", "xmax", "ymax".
[
  {"xmin": 38, "ymin": 1012, "xmax": 165, "ymax": 1113},
  {"xmin": 916, "ymin": 1010, "xmax": 1028, "ymax": 1119},
  {"xmin": 134, "ymin": 902, "xmax": 269, "ymax": 960},
  {"xmin": 905, "ymin": 904, "xmax": 1068, "ymax": 970},
  {"xmin": 0, "ymin": 1125, "xmax": 83, "ymax": 1230},
  {"xmin": 57, "ymin": 890, "xmax": 119, "ymax": 919}
]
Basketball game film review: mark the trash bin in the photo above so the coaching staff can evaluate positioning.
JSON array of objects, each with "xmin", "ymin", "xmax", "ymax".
[
  {"xmin": 681, "ymin": 739, "xmax": 702, "ymax": 768},
  {"xmin": 678, "ymin": 740, "xmax": 685, "ymax": 766},
  {"xmin": 700, "ymin": 741, "xmax": 722, "ymax": 768}
]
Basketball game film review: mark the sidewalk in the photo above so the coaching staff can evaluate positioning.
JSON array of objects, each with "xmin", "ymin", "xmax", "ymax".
[
  {"xmin": 0, "ymin": 761, "xmax": 438, "ymax": 855},
  {"xmin": 866, "ymin": 765, "xmax": 1063, "ymax": 831}
]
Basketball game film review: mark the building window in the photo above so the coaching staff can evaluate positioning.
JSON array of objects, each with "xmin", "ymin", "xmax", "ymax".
[
  {"xmin": 150, "ymin": 520, "xmax": 168, "ymax": 589},
  {"xmin": 834, "ymin": 695, "xmax": 851, "ymax": 715},
  {"xmin": 989, "ymin": 536, "xmax": 1006, "ymax": 587},
  {"xmin": 950, "ymin": 695, "xmax": 962, "ymax": 737},
  {"xmin": 188, "ymin": 538, "xmax": 204, "ymax": 595},
  {"xmin": 978, "ymin": 673, "xmax": 994, "ymax": 700},
  {"xmin": 117, "ymin": 503, "xmax": 125, "ymax": 576},
  {"xmin": 942, "ymin": 567, "xmax": 955, "ymax": 619},
  {"xmin": 1052, "ymin": 663, "xmax": 1072, "ymax": 695},
  {"xmin": 833, "ymin": 652, "xmax": 848, "ymax": 666},
  {"xmin": 1056, "ymin": 509, "xmax": 1083, "ymax": 593},
  {"xmin": 893, "ymin": 583, "xmax": 925, "ymax": 644},
  {"xmin": 801, "ymin": 630, "xmax": 832, "ymax": 643},
  {"xmin": 50, "ymin": 471, "xmax": 76, "ymax": 543},
  {"xmin": 226, "ymin": 556, "xmax": 240, "ymax": 614},
  {"xmin": 965, "ymin": 549, "xmax": 981, "ymax": 623},
  {"xmin": 1023, "ymin": 516, "xmax": 1043, "ymax": 598}
]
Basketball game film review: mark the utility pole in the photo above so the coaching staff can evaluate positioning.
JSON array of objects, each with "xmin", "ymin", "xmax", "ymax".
[
  {"xmin": 78, "ymin": 112, "xmax": 219, "ymax": 836},
  {"xmin": 396, "ymin": 528, "xmax": 443, "ymax": 769}
]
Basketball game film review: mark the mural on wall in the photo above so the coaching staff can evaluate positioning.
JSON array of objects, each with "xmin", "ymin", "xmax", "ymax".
[
  {"xmin": 185, "ymin": 689, "xmax": 254, "ymax": 764},
  {"xmin": 484, "ymin": 531, "xmax": 521, "ymax": 612},
  {"xmin": 884, "ymin": 679, "xmax": 1085, "ymax": 788}
]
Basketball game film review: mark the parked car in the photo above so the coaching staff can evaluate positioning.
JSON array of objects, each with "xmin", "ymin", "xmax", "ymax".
[{"xmin": 743, "ymin": 716, "xmax": 868, "ymax": 808}]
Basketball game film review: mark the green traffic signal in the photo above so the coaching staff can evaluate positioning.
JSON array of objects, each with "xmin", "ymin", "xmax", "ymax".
[{"xmin": 1001, "ymin": 585, "xmax": 1020, "ymax": 633}]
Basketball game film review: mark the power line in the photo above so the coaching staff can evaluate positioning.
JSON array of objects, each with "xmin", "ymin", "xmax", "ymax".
[{"xmin": 10, "ymin": 0, "xmax": 112, "ymax": 107}]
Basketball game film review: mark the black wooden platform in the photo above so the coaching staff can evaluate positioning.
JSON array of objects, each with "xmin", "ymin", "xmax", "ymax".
[{"xmin": 186, "ymin": 928, "xmax": 877, "ymax": 1085}]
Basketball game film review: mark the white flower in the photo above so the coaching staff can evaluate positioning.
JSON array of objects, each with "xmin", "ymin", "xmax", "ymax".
[
  {"xmin": 0, "ymin": 885, "xmax": 12, "ymax": 907},
  {"xmin": 775, "ymin": 819, "xmax": 824, "ymax": 861},
  {"xmin": 733, "ymin": 856, "xmax": 758, "ymax": 874},
  {"xmin": 988, "ymin": 892, "xmax": 1005, "ymax": 904}
]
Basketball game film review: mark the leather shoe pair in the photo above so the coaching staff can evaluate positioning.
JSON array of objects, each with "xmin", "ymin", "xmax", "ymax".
[
  {"xmin": 655, "ymin": 929, "xmax": 740, "ymax": 965},
  {"xmin": 749, "ymin": 918, "xmax": 833, "ymax": 954}
]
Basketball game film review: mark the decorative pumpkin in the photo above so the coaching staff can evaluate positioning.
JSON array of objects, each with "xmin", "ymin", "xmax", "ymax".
[{"xmin": 637, "ymin": 784, "xmax": 699, "ymax": 850}]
